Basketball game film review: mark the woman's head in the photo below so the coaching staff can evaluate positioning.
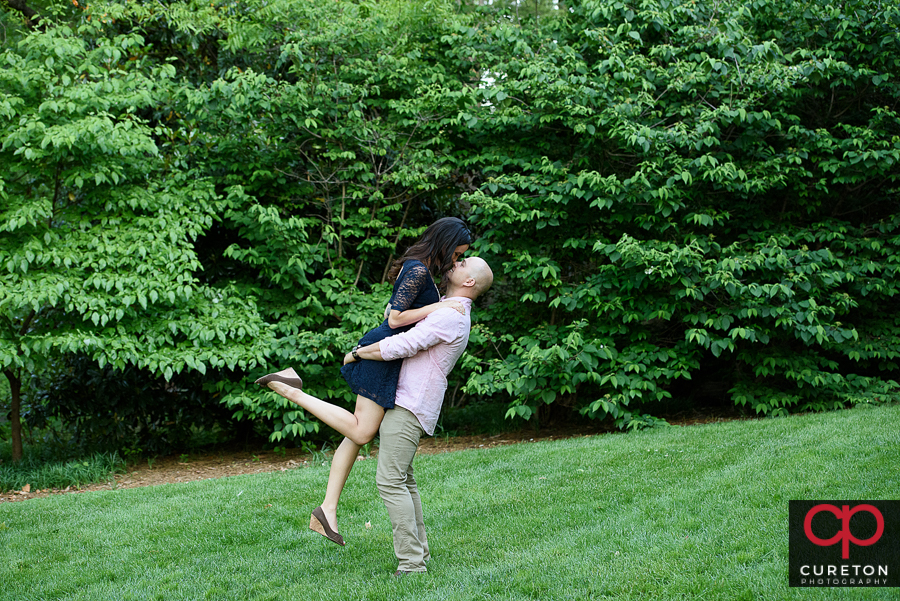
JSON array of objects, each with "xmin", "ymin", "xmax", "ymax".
[{"xmin": 388, "ymin": 217, "xmax": 472, "ymax": 283}]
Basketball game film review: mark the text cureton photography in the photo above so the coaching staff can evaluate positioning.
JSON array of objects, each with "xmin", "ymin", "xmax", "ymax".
[{"xmin": 789, "ymin": 500, "xmax": 900, "ymax": 588}]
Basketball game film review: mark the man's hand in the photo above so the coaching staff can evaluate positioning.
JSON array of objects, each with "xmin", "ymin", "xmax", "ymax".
[{"xmin": 343, "ymin": 352, "xmax": 356, "ymax": 365}]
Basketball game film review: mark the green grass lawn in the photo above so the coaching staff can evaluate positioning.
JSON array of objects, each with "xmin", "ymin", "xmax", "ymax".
[{"xmin": 2, "ymin": 404, "xmax": 898, "ymax": 600}]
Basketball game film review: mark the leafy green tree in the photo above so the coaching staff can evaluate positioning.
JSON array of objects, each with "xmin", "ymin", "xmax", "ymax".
[
  {"xmin": 137, "ymin": 0, "xmax": 480, "ymax": 441},
  {"xmin": 2, "ymin": 0, "xmax": 480, "ymax": 449},
  {"xmin": 0, "ymin": 18, "xmax": 268, "ymax": 461}
]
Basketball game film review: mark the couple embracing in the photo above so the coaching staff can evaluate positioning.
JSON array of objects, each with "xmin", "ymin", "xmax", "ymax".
[{"xmin": 256, "ymin": 217, "xmax": 493, "ymax": 576}]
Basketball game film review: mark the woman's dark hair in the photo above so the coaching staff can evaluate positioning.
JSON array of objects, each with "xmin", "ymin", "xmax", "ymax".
[{"xmin": 387, "ymin": 217, "xmax": 472, "ymax": 284}]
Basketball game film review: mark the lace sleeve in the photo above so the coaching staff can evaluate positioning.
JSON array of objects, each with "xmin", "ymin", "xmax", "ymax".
[{"xmin": 389, "ymin": 262, "xmax": 431, "ymax": 312}]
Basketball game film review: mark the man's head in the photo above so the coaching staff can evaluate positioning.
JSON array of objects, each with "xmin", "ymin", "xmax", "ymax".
[{"xmin": 445, "ymin": 257, "xmax": 493, "ymax": 300}]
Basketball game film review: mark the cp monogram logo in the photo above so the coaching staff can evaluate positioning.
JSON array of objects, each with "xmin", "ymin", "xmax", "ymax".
[{"xmin": 804, "ymin": 504, "xmax": 885, "ymax": 559}]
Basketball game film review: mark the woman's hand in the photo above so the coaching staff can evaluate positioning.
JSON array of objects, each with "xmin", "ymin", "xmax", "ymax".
[
  {"xmin": 437, "ymin": 300, "xmax": 465, "ymax": 315},
  {"xmin": 343, "ymin": 352, "xmax": 356, "ymax": 365},
  {"xmin": 388, "ymin": 300, "xmax": 465, "ymax": 328}
]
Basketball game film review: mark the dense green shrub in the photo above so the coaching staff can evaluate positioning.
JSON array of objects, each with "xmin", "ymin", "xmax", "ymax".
[
  {"xmin": 458, "ymin": 0, "xmax": 900, "ymax": 425},
  {"xmin": 30, "ymin": 356, "xmax": 236, "ymax": 456}
]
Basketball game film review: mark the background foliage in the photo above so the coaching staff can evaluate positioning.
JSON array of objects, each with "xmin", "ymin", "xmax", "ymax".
[
  {"xmin": 460, "ymin": 0, "xmax": 900, "ymax": 427},
  {"xmin": 1, "ymin": 0, "xmax": 898, "ymax": 457}
]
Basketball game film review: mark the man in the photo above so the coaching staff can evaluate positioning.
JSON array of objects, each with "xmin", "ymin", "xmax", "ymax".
[{"xmin": 342, "ymin": 256, "xmax": 493, "ymax": 576}]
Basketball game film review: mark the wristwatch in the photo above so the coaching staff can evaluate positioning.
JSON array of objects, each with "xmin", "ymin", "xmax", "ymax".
[{"xmin": 351, "ymin": 345, "xmax": 361, "ymax": 361}]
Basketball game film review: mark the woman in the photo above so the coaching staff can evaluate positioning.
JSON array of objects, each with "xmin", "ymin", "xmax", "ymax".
[{"xmin": 255, "ymin": 217, "xmax": 472, "ymax": 545}]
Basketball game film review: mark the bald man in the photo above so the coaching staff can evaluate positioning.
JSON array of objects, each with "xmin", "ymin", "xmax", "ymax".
[{"xmin": 343, "ymin": 256, "xmax": 494, "ymax": 576}]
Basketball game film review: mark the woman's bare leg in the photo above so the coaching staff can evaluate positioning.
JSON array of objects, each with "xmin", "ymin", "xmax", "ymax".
[
  {"xmin": 266, "ymin": 383, "xmax": 383, "ymax": 446},
  {"xmin": 319, "ymin": 437, "xmax": 360, "ymax": 533},
  {"xmin": 266, "ymin": 383, "xmax": 385, "ymax": 533}
]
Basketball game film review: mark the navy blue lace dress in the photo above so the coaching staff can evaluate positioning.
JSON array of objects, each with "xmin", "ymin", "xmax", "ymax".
[{"xmin": 340, "ymin": 259, "xmax": 440, "ymax": 409}]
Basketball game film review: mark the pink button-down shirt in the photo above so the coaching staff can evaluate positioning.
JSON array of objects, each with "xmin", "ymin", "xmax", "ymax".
[{"xmin": 379, "ymin": 296, "xmax": 473, "ymax": 435}]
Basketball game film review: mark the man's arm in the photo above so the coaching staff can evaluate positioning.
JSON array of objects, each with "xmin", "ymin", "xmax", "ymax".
[
  {"xmin": 343, "ymin": 341, "xmax": 385, "ymax": 365},
  {"xmin": 343, "ymin": 309, "xmax": 461, "ymax": 365}
]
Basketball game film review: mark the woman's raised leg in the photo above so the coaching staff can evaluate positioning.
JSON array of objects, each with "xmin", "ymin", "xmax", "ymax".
[{"xmin": 266, "ymin": 383, "xmax": 383, "ymax": 446}]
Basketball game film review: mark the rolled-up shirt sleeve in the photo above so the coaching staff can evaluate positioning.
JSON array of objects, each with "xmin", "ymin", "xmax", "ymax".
[{"xmin": 380, "ymin": 309, "xmax": 461, "ymax": 361}]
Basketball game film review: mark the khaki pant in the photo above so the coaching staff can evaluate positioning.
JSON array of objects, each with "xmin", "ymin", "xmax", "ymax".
[{"xmin": 376, "ymin": 406, "xmax": 431, "ymax": 572}]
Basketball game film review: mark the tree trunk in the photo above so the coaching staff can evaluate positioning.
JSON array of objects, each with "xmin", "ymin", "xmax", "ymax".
[{"xmin": 4, "ymin": 370, "xmax": 23, "ymax": 462}]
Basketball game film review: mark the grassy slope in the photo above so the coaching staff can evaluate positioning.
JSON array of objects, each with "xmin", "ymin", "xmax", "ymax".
[{"xmin": 1, "ymin": 404, "xmax": 898, "ymax": 600}]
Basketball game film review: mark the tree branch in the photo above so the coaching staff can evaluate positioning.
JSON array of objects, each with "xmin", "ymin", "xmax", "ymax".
[
  {"xmin": 3, "ymin": 0, "xmax": 44, "ymax": 30},
  {"xmin": 19, "ymin": 308, "xmax": 36, "ymax": 337}
]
